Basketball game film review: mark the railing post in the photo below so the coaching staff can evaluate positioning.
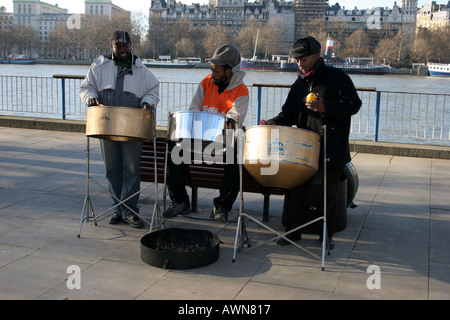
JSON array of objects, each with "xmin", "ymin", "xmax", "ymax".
[
  {"xmin": 374, "ymin": 91, "xmax": 381, "ymax": 142},
  {"xmin": 257, "ymin": 86, "xmax": 262, "ymax": 125},
  {"xmin": 61, "ymin": 78, "xmax": 66, "ymax": 120}
]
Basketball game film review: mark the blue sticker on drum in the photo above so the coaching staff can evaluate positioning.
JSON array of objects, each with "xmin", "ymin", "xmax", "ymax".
[{"xmin": 268, "ymin": 139, "xmax": 286, "ymax": 156}]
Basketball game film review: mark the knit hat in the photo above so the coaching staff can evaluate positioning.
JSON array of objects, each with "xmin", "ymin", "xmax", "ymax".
[
  {"xmin": 209, "ymin": 44, "xmax": 241, "ymax": 68},
  {"xmin": 290, "ymin": 36, "xmax": 321, "ymax": 58},
  {"xmin": 111, "ymin": 30, "xmax": 132, "ymax": 45}
]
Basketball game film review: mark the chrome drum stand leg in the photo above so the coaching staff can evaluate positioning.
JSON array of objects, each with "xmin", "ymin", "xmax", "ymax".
[
  {"xmin": 78, "ymin": 137, "xmax": 95, "ymax": 238},
  {"xmin": 149, "ymin": 116, "xmax": 164, "ymax": 233}
]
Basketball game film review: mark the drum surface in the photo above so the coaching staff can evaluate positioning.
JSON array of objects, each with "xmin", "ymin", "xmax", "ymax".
[
  {"xmin": 167, "ymin": 111, "xmax": 235, "ymax": 154},
  {"xmin": 244, "ymin": 125, "xmax": 320, "ymax": 189},
  {"xmin": 86, "ymin": 106, "xmax": 155, "ymax": 142}
]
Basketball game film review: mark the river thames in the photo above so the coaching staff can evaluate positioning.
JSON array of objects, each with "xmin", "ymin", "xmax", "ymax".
[
  {"xmin": 1, "ymin": 63, "xmax": 449, "ymax": 146},
  {"xmin": 1, "ymin": 63, "xmax": 450, "ymax": 95}
]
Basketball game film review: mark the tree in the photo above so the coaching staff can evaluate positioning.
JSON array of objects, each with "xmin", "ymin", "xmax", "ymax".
[
  {"xmin": 202, "ymin": 25, "xmax": 229, "ymax": 58},
  {"xmin": 235, "ymin": 25, "xmax": 260, "ymax": 58},
  {"xmin": 175, "ymin": 38, "xmax": 196, "ymax": 57},
  {"xmin": 343, "ymin": 29, "xmax": 371, "ymax": 57}
]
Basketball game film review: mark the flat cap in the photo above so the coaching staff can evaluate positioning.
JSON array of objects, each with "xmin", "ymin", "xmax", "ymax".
[
  {"xmin": 209, "ymin": 44, "xmax": 241, "ymax": 68},
  {"xmin": 289, "ymin": 36, "xmax": 321, "ymax": 59},
  {"xmin": 111, "ymin": 30, "xmax": 132, "ymax": 45}
]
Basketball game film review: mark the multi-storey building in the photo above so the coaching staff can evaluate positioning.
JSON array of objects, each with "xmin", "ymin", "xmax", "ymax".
[
  {"xmin": 417, "ymin": 1, "xmax": 450, "ymax": 30},
  {"xmin": 85, "ymin": 0, "xmax": 131, "ymax": 19},
  {"xmin": 293, "ymin": 0, "xmax": 328, "ymax": 37},
  {"xmin": 0, "ymin": 6, "xmax": 14, "ymax": 31},
  {"xmin": 10, "ymin": 0, "xmax": 129, "ymax": 43},
  {"xmin": 5, "ymin": 0, "xmax": 130, "ymax": 58},
  {"xmin": 12, "ymin": 0, "xmax": 71, "ymax": 42},
  {"xmin": 326, "ymin": 1, "xmax": 418, "ymax": 36},
  {"xmin": 150, "ymin": 0, "xmax": 425, "ymax": 46},
  {"xmin": 149, "ymin": 0, "xmax": 294, "ymax": 42}
]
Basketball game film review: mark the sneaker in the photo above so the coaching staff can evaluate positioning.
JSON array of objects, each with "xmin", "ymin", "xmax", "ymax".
[
  {"xmin": 211, "ymin": 205, "xmax": 228, "ymax": 222},
  {"xmin": 319, "ymin": 235, "xmax": 335, "ymax": 251},
  {"xmin": 109, "ymin": 212, "xmax": 123, "ymax": 225},
  {"xmin": 163, "ymin": 202, "xmax": 191, "ymax": 219},
  {"xmin": 123, "ymin": 214, "xmax": 144, "ymax": 228}
]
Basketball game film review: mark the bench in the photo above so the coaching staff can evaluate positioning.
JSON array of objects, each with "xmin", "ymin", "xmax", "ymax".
[{"xmin": 140, "ymin": 138, "xmax": 285, "ymax": 221}]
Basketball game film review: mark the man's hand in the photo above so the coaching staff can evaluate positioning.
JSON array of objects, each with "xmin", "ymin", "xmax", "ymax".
[
  {"xmin": 87, "ymin": 97, "xmax": 99, "ymax": 107},
  {"xmin": 141, "ymin": 102, "xmax": 155, "ymax": 111},
  {"xmin": 260, "ymin": 119, "xmax": 276, "ymax": 125},
  {"xmin": 306, "ymin": 95, "xmax": 325, "ymax": 114}
]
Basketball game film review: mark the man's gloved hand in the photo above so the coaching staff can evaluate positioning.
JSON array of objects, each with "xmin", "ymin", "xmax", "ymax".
[
  {"xmin": 141, "ymin": 102, "xmax": 155, "ymax": 111},
  {"xmin": 87, "ymin": 97, "xmax": 100, "ymax": 107}
]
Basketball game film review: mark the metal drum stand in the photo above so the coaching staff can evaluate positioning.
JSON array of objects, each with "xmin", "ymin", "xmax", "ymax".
[
  {"xmin": 77, "ymin": 110, "xmax": 163, "ymax": 237},
  {"xmin": 232, "ymin": 125, "xmax": 329, "ymax": 270}
]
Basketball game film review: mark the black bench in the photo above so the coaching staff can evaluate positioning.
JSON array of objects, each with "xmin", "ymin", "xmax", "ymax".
[{"xmin": 140, "ymin": 138, "xmax": 285, "ymax": 221}]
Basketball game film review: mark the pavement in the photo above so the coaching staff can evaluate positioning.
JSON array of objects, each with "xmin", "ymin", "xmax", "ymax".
[{"xmin": 0, "ymin": 125, "xmax": 449, "ymax": 302}]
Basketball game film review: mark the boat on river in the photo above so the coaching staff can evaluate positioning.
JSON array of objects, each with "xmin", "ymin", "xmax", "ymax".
[
  {"xmin": 325, "ymin": 57, "xmax": 391, "ymax": 75},
  {"xmin": 143, "ymin": 56, "xmax": 194, "ymax": 69},
  {"xmin": 239, "ymin": 28, "xmax": 298, "ymax": 72},
  {"xmin": 240, "ymin": 55, "xmax": 298, "ymax": 72},
  {"xmin": 323, "ymin": 38, "xmax": 390, "ymax": 75},
  {"xmin": 427, "ymin": 62, "xmax": 450, "ymax": 77},
  {"xmin": 0, "ymin": 54, "xmax": 36, "ymax": 64}
]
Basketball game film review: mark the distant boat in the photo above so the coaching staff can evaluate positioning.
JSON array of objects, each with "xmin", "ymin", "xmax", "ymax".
[
  {"xmin": 0, "ymin": 54, "xmax": 36, "ymax": 64},
  {"xmin": 143, "ymin": 55, "xmax": 194, "ymax": 69},
  {"xmin": 240, "ymin": 55, "xmax": 298, "ymax": 72},
  {"xmin": 323, "ymin": 38, "xmax": 390, "ymax": 75},
  {"xmin": 427, "ymin": 62, "xmax": 450, "ymax": 77},
  {"xmin": 239, "ymin": 29, "xmax": 298, "ymax": 72},
  {"xmin": 326, "ymin": 57, "xmax": 391, "ymax": 75}
]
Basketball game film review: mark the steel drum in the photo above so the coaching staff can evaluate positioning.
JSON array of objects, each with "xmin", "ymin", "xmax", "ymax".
[
  {"xmin": 86, "ymin": 106, "xmax": 155, "ymax": 142},
  {"xmin": 167, "ymin": 111, "xmax": 235, "ymax": 154},
  {"xmin": 244, "ymin": 125, "xmax": 320, "ymax": 189}
]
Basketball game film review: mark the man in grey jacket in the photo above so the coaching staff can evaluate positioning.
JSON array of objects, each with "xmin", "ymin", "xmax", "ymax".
[{"xmin": 80, "ymin": 30, "xmax": 160, "ymax": 228}]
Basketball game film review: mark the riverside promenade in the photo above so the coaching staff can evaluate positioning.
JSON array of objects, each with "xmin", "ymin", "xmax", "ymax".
[{"xmin": 0, "ymin": 119, "xmax": 449, "ymax": 303}]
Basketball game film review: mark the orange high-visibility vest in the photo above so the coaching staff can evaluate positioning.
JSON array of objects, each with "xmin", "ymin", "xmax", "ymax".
[{"xmin": 199, "ymin": 74, "xmax": 249, "ymax": 115}]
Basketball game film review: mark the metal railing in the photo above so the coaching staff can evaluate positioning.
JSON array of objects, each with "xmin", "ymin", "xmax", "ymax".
[{"xmin": 0, "ymin": 74, "xmax": 449, "ymax": 146}]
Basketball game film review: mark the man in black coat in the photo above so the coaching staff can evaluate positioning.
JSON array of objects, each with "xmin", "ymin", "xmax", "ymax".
[{"xmin": 263, "ymin": 36, "xmax": 361, "ymax": 248}]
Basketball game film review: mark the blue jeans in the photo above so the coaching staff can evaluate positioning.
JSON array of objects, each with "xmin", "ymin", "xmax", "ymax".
[{"xmin": 100, "ymin": 139, "xmax": 142, "ymax": 217}]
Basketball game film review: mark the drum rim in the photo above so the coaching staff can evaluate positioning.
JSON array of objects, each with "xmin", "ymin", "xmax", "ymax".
[
  {"xmin": 169, "ymin": 110, "xmax": 229, "ymax": 119},
  {"xmin": 245, "ymin": 125, "xmax": 321, "ymax": 138}
]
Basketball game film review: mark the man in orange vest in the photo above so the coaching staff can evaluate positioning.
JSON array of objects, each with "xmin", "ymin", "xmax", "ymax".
[{"xmin": 163, "ymin": 44, "xmax": 249, "ymax": 222}]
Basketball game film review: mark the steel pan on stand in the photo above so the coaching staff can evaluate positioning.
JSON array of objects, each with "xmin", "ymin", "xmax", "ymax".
[
  {"xmin": 78, "ymin": 106, "xmax": 162, "ymax": 237},
  {"xmin": 163, "ymin": 111, "xmax": 237, "ymax": 210},
  {"xmin": 233, "ymin": 125, "xmax": 329, "ymax": 270}
]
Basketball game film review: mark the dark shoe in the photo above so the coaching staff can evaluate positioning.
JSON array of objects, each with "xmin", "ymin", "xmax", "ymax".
[
  {"xmin": 109, "ymin": 212, "xmax": 122, "ymax": 225},
  {"xmin": 123, "ymin": 214, "xmax": 144, "ymax": 228},
  {"xmin": 163, "ymin": 202, "xmax": 191, "ymax": 219},
  {"xmin": 276, "ymin": 233, "xmax": 302, "ymax": 246},
  {"xmin": 211, "ymin": 205, "xmax": 228, "ymax": 222},
  {"xmin": 319, "ymin": 236, "xmax": 335, "ymax": 251}
]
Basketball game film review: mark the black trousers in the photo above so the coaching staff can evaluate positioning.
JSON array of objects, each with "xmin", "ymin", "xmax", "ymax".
[
  {"xmin": 166, "ymin": 147, "xmax": 240, "ymax": 212},
  {"xmin": 284, "ymin": 166, "xmax": 342, "ymax": 238}
]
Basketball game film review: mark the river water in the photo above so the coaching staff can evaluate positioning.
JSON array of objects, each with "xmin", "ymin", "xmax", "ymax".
[
  {"xmin": 1, "ymin": 63, "xmax": 449, "ymax": 146},
  {"xmin": 1, "ymin": 63, "xmax": 450, "ymax": 94}
]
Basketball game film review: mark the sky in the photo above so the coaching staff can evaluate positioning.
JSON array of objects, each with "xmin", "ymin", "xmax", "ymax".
[{"xmin": 2, "ymin": 0, "xmax": 431, "ymax": 14}]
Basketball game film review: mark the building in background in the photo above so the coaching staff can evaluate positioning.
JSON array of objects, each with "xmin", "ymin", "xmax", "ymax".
[
  {"xmin": 0, "ymin": 6, "xmax": 14, "ymax": 31},
  {"xmin": 417, "ymin": 1, "xmax": 450, "ymax": 30},
  {"xmin": 2, "ymin": 0, "xmax": 130, "ymax": 58},
  {"xmin": 149, "ymin": 0, "xmax": 294, "ymax": 47}
]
